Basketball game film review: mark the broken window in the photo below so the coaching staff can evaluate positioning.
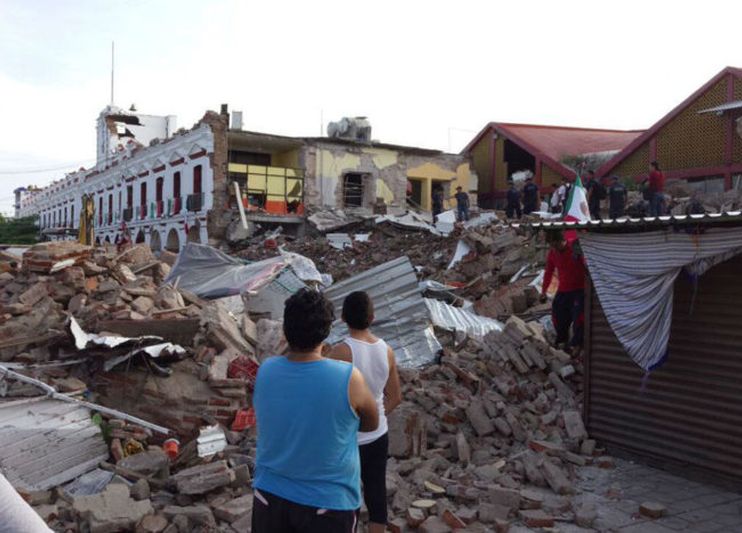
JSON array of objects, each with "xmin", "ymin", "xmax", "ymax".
[{"xmin": 343, "ymin": 173, "xmax": 365, "ymax": 207}]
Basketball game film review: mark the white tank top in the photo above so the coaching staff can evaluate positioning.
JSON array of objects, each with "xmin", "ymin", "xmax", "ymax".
[{"xmin": 345, "ymin": 337, "xmax": 389, "ymax": 445}]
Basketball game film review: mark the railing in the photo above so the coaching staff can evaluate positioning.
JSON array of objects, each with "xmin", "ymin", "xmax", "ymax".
[
  {"xmin": 170, "ymin": 197, "xmax": 182, "ymax": 215},
  {"xmin": 186, "ymin": 193, "xmax": 204, "ymax": 212}
]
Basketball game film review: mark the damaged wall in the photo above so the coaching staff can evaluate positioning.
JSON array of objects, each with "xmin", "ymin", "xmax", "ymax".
[{"xmin": 303, "ymin": 140, "xmax": 475, "ymax": 212}]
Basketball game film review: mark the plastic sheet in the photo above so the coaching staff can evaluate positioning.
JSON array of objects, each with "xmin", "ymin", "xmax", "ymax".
[{"xmin": 164, "ymin": 244, "xmax": 324, "ymax": 301}]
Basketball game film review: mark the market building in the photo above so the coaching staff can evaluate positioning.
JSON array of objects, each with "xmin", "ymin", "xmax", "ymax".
[
  {"xmin": 462, "ymin": 122, "xmax": 642, "ymax": 208},
  {"xmin": 597, "ymin": 66, "xmax": 742, "ymax": 192}
]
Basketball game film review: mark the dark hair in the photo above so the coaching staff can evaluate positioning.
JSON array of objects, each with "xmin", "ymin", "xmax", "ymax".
[
  {"xmin": 588, "ymin": 169, "xmax": 595, "ymax": 176},
  {"xmin": 342, "ymin": 291, "xmax": 374, "ymax": 330},
  {"xmin": 650, "ymin": 161, "xmax": 660, "ymax": 171},
  {"xmin": 545, "ymin": 230, "xmax": 565, "ymax": 245},
  {"xmin": 283, "ymin": 288, "xmax": 335, "ymax": 351}
]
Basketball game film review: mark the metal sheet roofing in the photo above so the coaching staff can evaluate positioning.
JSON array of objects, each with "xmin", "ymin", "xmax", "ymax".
[
  {"xmin": 425, "ymin": 298, "xmax": 503, "ymax": 340},
  {"xmin": 324, "ymin": 257, "xmax": 441, "ymax": 368},
  {"xmin": 698, "ymin": 100, "xmax": 742, "ymax": 115},
  {"xmin": 511, "ymin": 211, "xmax": 742, "ymax": 231},
  {"xmin": 0, "ymin": 398, "xmax": 108, "ymax": 491}
]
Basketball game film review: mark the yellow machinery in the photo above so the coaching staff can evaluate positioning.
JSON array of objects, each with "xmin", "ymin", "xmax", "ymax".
[{"xmin": 78, "ymin": 194, "xmax": 95, "ymax": 245}]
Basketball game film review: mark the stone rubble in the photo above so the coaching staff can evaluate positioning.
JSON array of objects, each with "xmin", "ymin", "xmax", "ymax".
[{"xmin": 0, "ymin": 213, "xmax": 615, "ymax": 532}]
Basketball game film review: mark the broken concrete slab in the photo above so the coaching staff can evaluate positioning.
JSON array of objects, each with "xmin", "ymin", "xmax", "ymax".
[
  {"xmin": 72, "ymin": 483, "xmax": 153, "ymax": 533},
  {"xmin": 170, "ymin": 461, "xmax": 234, "ymax": 495}
]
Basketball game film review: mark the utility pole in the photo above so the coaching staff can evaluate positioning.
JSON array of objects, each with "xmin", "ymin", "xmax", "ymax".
[{"xmin": 110, "ymin": 41, "xmax": 115, "ymax": 106}]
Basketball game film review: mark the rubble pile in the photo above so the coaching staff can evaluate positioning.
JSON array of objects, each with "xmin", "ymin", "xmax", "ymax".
[
  {"xmin": 234, "ymin": 226, "xmax": 460, "ymax": 283},
  {"xmin": 0, "ymin": 212, "xmax": 592, "ymax": 532},
  {"xmin": 0, "ymin": 241, "xmax": 263, "ymax": 532},
  {"xmin": 376, "ymin": 316, "xmax": 600, "ymax": 531}
]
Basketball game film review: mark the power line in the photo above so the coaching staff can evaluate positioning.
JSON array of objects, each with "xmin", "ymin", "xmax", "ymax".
[{"xmin": 0, "ymin": 159, "xmax": 96, "ymax": 175}]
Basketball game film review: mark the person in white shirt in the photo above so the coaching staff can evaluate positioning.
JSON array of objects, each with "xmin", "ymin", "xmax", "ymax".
[{"xmin": 330, "ymin": 291, "xmax": 402, "ymax": 533}]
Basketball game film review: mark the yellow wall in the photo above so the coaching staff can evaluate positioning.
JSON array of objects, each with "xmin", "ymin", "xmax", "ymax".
[
  {"xmin": 407, "ymin": 161, "xmax": 473, "ymax": 210},
  {"xmin": 470, "ymin": 136, "xmax": 492, "ymax": 194},
  {"xmin": 317, "ymin": 149, "xmax": 363, "ymax": 180}
]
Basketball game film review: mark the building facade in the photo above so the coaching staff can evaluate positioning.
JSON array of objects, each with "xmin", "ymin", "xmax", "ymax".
[
  {"xmin": 462, "ymin": 122, "xmax": 642, "ymax": 208},
  {"xmin": 20, "ymin": 107, "xmax": 475, "ymax": 250},
  {"xmin": 19, "ymin": 107, "xmax": 218, "ymax": 252},
  {"xmin": 597, "ymin": 66, "xmax": 742, "ymax": 193}
]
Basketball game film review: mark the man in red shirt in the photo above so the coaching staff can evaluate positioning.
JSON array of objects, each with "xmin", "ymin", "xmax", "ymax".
[
  {"xmin": 540, "ymin": 231, "xmax": 587, "ymax": 354},
  {"xmin": 647, "ymin": 161, "xmax": 666, "ymax": 216}
]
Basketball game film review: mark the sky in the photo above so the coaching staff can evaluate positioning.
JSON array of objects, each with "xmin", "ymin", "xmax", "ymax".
[{"xmin": 0, "ymin": 0, "xmax": 740, "ymax": 215}]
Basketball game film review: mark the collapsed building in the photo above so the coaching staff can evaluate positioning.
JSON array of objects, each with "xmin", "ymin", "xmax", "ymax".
[{"xmin": 18, "ymin": 108, "xmax": 476, "ymax": 251}]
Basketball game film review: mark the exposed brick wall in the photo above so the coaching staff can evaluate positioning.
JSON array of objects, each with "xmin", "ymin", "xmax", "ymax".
[
  {"xmin": 200, "ymin": 111, "xmax": 230, "ymax": 242},
  {"xmin": 92, "ymin": 365, "xmax": 247, "ymax": 440}
]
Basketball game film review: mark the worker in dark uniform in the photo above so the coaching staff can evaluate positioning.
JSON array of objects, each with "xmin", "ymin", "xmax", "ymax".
[
  {"xmin": 608, "ymin": 176, "xmax": 628, "ymax": 219},
  {"xmin": 522, "ymin": 176, "xmax": 540, "ymax": 215},
  {"xmin": 505, "ymin": 180, "xmax": 522, "ymax": 219},
  {"xmin": 431, "ymin": 186, "xmax": 444, "ymax": 222}
]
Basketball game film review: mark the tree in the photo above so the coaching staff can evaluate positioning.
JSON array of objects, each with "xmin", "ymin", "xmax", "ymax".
[{"xmin": 0, "ymin": 216, "xmax": 40, "ymax": 244}]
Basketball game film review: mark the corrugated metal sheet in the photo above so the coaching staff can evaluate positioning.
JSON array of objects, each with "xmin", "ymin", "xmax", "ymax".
[
  {"xmin": 512, "ymin": 211, "xmax": 742, "ymax": 230},
  {"xmin": 0, "ymin": 398, "xmax": 109, "ymax": 491},
  {"xmin": 585, "ymin": 253, "xmax": 742, "ymax": 481},
  {"xmin": 425, "ymin": 298, "xmax": 503, "ymax": 339},
  {"xmin": 698, "ymin": 100, "xmax": 742, "ymax": 114},
  {"xmin": 324, "ymin": 257, "xmax": 441, "ymax": 368}
]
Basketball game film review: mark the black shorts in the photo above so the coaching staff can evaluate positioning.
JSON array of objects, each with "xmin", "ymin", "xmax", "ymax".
[
  {"xmin": 359, "ymin": 432, "xmax": 389, "ymax": 525},
  {"xmin": 251, "ymin": 488, "xmax": 358, "ymax": 533}
]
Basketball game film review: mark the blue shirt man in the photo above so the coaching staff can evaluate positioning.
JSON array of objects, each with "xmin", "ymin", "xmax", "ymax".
[{"xmin": 252, "ymin": 288, "xmax": 378, "ymax": 533}]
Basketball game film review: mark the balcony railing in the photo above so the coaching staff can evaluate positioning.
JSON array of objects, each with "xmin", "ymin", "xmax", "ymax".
[
  {"xmin": 186, "ymin": 193, "xmax": 204, "ymax": 212},
  {"xmin": 169, "ymin": 197, "xmax": 182, "ymax": 215}
]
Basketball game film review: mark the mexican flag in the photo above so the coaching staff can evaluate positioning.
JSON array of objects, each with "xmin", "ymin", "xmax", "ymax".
[{"xmin": 563, "ymin": 173, "xmax": 591, "ymax": 222}]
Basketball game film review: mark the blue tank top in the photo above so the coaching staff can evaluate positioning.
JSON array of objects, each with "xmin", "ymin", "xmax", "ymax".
[{"xmin": 253, "ymin": 357, "xmax": 360, "ymax": 510}]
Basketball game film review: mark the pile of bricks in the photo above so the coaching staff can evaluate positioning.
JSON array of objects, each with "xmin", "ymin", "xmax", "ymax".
[{"xmin": 373, "ymin": 315, "xmax": 605, "ymax": 532}]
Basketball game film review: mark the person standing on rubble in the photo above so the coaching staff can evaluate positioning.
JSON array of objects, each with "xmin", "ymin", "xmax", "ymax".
[
  {"xmin": 506, "ymin": 180, "xmax": 522, "ymax": 219},
  {"xmin": 608, "ymin": 175, "xmax": 628, "ymax": 219},
  {"xmin": 454, "ymin": 186, "xmax": 470, "ymax": 222},
  {"xmin": 329, "ymin": 291, "xmax": 402, "ymax": 533},
  {"xmin": 251, "ymin": 288, "xmax": 379, "ymax": 533},
  {"xmin": 585, "ymin": 170, "xmax": 605, "ymax": 219},
  {"xmin": 540, "ymin": 231, "xmax": 587, "ymax": 355},
  {"xmin": 431, "ymin": 185, "xmax": 444, "ymax": 222},
  {"xmin": 522, "ymin": 176, "xmax": 540, "ymax": 215},
  {"xmin": 647, "ymin": 161, "xmax": 666, "ymax": 216}
]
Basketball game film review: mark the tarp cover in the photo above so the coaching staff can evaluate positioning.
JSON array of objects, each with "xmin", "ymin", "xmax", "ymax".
[
  {"xmin": 580, "ymin": 226, "xmax": 742, "ymax": 371},
  {"xmin": 165, "ymin": 243, "xmax": 321, "ymax": 299}
]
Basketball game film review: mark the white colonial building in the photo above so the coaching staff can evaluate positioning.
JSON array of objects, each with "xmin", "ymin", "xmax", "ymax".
[{"xmin": 19, "ymin": 107, "xmax": 216, "ymax": 252}]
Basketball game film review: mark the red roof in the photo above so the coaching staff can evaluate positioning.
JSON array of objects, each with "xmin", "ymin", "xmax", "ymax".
[
  {"xmin": 463, "ymin": 122, "xmax": 643, "ymax": 178},
  {"xmin": 597, "ymin": 66, "xmax": 742, "ymax": 177}
]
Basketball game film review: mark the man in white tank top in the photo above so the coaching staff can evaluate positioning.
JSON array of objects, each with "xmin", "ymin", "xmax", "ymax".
[{"xmin": 330, "ymin": 291, "xmax": 402, "ymax": 533}]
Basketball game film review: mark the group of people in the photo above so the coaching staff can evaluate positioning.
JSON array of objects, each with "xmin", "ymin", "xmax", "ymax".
[
  {"xmin": 251, "ymin": 289, "xmax": 401, "ymax": 533},
  {"xmin": 432, "ymin": 185, "xmax": 471, "ymax": 223},
  {"xmin": 504, "ymin": 161, "xmax": 667, "ymax": 221}
]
